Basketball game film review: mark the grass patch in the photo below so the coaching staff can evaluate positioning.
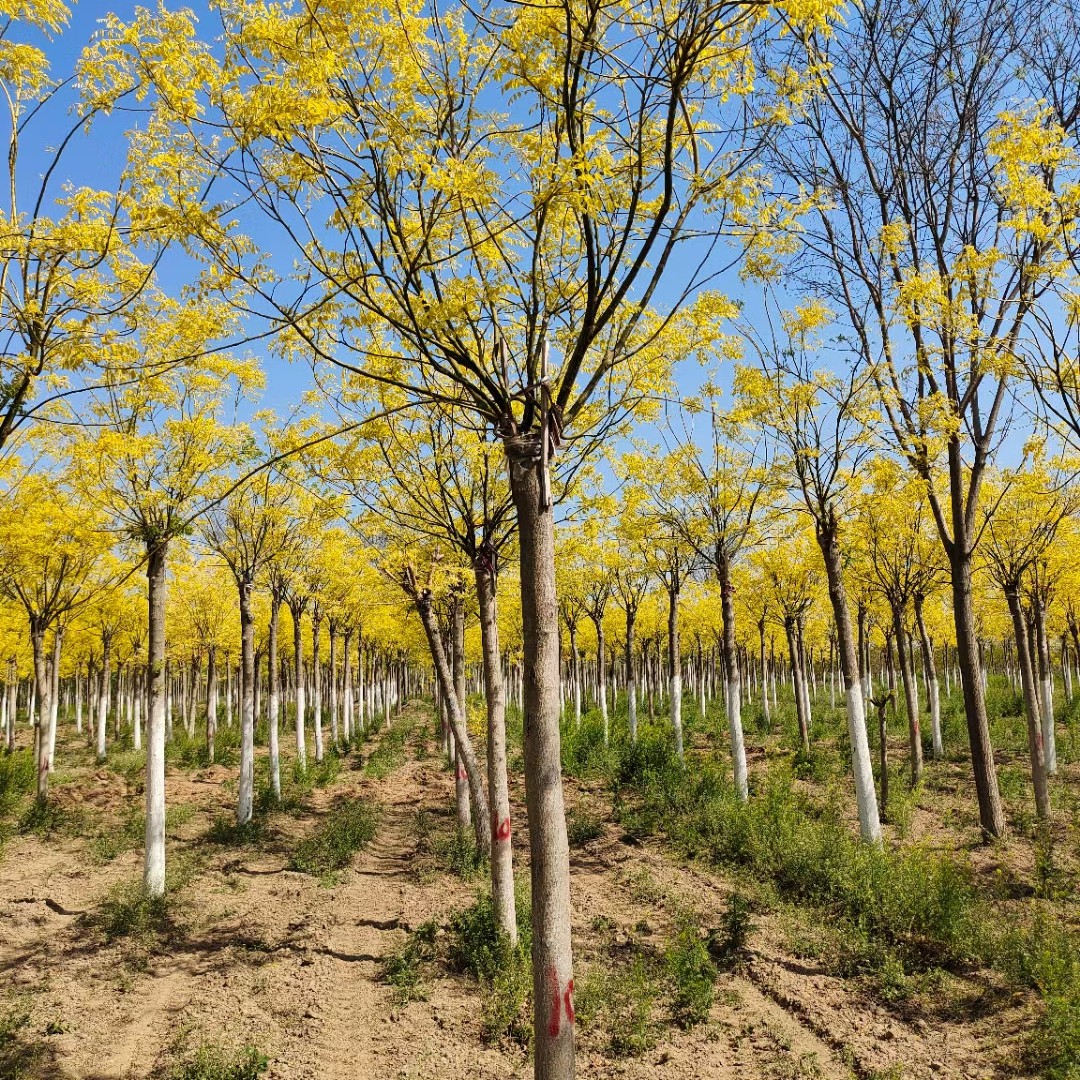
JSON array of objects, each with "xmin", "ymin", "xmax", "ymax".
[
  {"xmin": 364, "ymin": 726, "xmax": 409, "ymax": 778},
  {"xmin": 409, "ymin": 809, "xmax": 486, "ymax": 880},
  {"xmin": 164, "ymin": 1039, "xmax": 267, "ymax": 1080},
  {"xmin": 566, "ymin": 808, "xmax": 604, "ymax": 848},
  {"xmin": 0, "ymin": 750, "xmax": 35, "ymax": 817},
  {"xmin": 448, "ymin": 886, "xmax": 533, "ymax": 1049},
  {"xmin": 89, "ymin": 879, "xmax": 184, "ymax": 945},
  {"xmin": 206, "ymin": 813, "xmax": 270, "ymax": 848},
  {"xmin": 577, "ymin": 955, "xmax": 659, "ymax": 1056},
  {"xmin": 577, "ymin": 911, "xmax": 719, "ymax": 1055},
  {"xmin": 290, "ymin": 798, "xmax": 378, "ymax": 881},
  {"xmin": 0, "ymin": 998, "xmax": 43, "ymax": 1079},
  {"xmin": 707, "ymin": 891, "xmax": 755, "ymax": 969},
  {"xmin": 604, "ymin": 728, "xmax": 975, "ymax": 970},
  {"xmin": 382, "ymin": 920, "xmax": 438, "ymax": 1004},
  {"xmin": 992, "ymin": 912, "xmax": 1080, "ymax": 1079},
  {"xmin": 17, "ymin": 798, "xmax": 90, "ymax": 839}
]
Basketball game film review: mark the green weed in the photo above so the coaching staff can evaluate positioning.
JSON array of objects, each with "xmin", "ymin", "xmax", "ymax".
[
  {"xmin": 566, "ymin": 808, "xmax": 604, "ymax": 848},
  {"xmin": 382, "ymin": 921, "xmax": 438, "ymax": 1004},
  {"xmin": 164, "ymin": 1041, "xmax": 268, "ymax": 1080},
  {"xmin": 205, "ymin": 813, "xmax": 269, "ymax": 848},
  {"xmin": 0, "ymin": 998, "xmax": 42, "ymax": 1079},
  {"xmin": 707, "ymin": 891, "xmax": 755, "ymax": 969},
  {"xmin": 0, "ymin": 750, "xmax": 35, "ymax": 816},
  {"xmin": 363, "ymin": 726, "xmax": 408, "ymax": 778},
  {"xmin": 577, "ymin": 956, "xmax": 658, "ymax": 1056},
  {"xmin": 290, "ymin": 799, "xmax": 378, "ymax": 880},
  {"xmin": 18, "ymin": 798, "xmax": 89, "ymax": 839},
  {"xmin": 447, "ymin": 886, "xmax": 533, "ymax": 1048},
  {"xmin": 665, "ymin": 914, "xmax": 717, "ymax": 1027}
]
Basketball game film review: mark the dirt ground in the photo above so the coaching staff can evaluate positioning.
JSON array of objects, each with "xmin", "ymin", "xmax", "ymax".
[{"xmin": 0, "ymin": 709, "xmax": 1045, "ymax": 1080}]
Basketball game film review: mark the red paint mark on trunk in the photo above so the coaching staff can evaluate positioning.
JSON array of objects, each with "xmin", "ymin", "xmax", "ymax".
[
  {"xmin": 496, "ymin": 816, "xmax": 511, "ymax": 841},
  {"xmin": 544, "ymin": 967, "xmax": 574, "ymax": 1037},
  {"xmin": 546, "ymin": 966, "xmax": 561, "ymax": 1037},
  {"xmin": 456, "ymin": 767, "xmax": 467, "ymax": 781}
]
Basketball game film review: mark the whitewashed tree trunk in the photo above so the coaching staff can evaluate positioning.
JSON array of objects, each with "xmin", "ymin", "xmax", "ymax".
[
  {"xmin": 75, "ymin": 666, "xmax": 83, "ymax": 736},
  {"xmin": 328, "ymin": 623, "xmax": 339, "ymax": 745},
  {"xmin": 312, "ymin": 606, "xmax": 324, "ymax": 763},
  {"xmin": 206, "ymin": 645, "xmax": 218, "ymax": 764},
  {"xmin": 292, "ymin": 602, "xmax": 307, "ymax": 772},
  {"xmin": 238, "ymin": 578, "xmax": 256, "ymax": 825},
  {"xmin": 342, "ymin": 627, "xmax": 353, "ymax": 744},
  {"xmin": 144, "ymin": 540, "xmax": 169, "ymax": 898},
  {"xmin": 818, "ymin": 528, "xmax": 881, "ymax": 844},
  {"xmin": 1033, "ymin": 599, "xmax": 1056, "ymax": 776},
  {"xmin": 268, "ymin": 589, "xmax": 282, "ymax": 798},
  {"xmin": 133, "ymin": 668, "xmax": 143, "ymax": 751},
  {"xmin": 46, "ymin": 627, "xmax": 62, "ymax": 771},
  {"xmin": 892, "ymin": 605, "xmax": 923, "ymax": 786},
  {"xmin": 720, "ymin": 568, "xmax": 747, "ymax": 800},
  {"xmin": 625, "ymin": 607, "xmax": 638, "ymax": 744},
  {"xmin": 668, "ymin": 586, "xmax": 683, "ymax": 760},
  {"xmin": 594, "ymin": 621, "xmax": 608, "ymax": 744},
  {"xmin": 30, "ymin": 623, "xmax": 51, "ymax": 800}
]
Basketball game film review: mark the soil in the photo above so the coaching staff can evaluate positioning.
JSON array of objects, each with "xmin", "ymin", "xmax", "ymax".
[{"xmin": 0, "ymin": 707, "xmax": 1049, "ymax": 1080}]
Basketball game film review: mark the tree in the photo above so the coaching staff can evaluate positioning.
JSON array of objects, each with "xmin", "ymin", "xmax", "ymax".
[
  {"xmin": 0, "ymin": 472, "xmax": 112, "ymax": 797},
  {"xmin": 760, "ymin": 0, "xmax": 1080, "ymax": 836},
  {"xmin": 203, "ymin": 472, "xmax": 296, "ymax": 824},
  {"xmin": 981, "ymin": 466, "xmax": 1072, "ymax": 821},
  {"xmin": 173, "ymin": 562, "xmax": 235, "ymax": 764},
  {"xmin": 71, "ymin": 294, "xmax": 258, "ymax": 897},
  {"xmin": 641, "ymin": 396, "xmax": 775, "ymax": 799},
  {"xmin": 102, "ymin": 0, "xmax": 843, "ymax": 1068},
  {"xmin": 737, "ymin": 300, "xmax": 882, "ymax": 843},
  {"xmin": 855, "ymin": 462, "xmax": 945, "ymax": 784},
  {"xmin": 322, "ymin": 403, "xmax": 521, "ymax": 939}
]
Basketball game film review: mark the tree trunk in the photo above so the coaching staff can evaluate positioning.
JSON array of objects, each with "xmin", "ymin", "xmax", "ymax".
[
  {"xmin": 329, "ymin": 624, "xmax": 339, "ymax": 746},
  {"xmin": 206, "ymin": 645, "xmax": 218, "ymax": 765},
  {"xmin": 475, "ymin": 557, "xmax": 517, "ymax": 945},
  {"xmin": 891, "ymin": 604, "xmax": 923, "ymax": 786},
  {"xmin": 312, "ymin": 607, "xmax": 324, "ymax": 764},
  {"xmin": 31, "ymin": 622, "xmax": 51, "ymax": 801},
  {"xmin": 47, "ymin": 627, "xmax": 62, "ymax": 771},
  {"xmin": 913, "ymin": 594, "xmax": 943, "ymax": 760},
  {"xmin": 667, "ymin": 585, "xmax": 683, "ymax": 760},
  {"xmin": 759, "ymin": 619, "xmax": 771, "ymax": 729},
  {"xmin": 444, "ymin": 617, "xmax": 472, "ymax": 833},
  {"xmin": 144, "ymin": 539, "xmax": 169, "ymax": 898},
  {"xmin": 719, "ymin": 562, "xmax": 747, "ymax": 800},
  {"xmin": 1032, "ymin": 597, "xmax": 1056, "ymax": 776},
  {"xmin": 238, "ymin": 578, "xmax": 256, "ymax": 825},
  {"xmin": 785, "ymin": 617, "xmax": 810, "ymax": 754},
  {"xmin": 97, "ymin": 638, "xmax": 112, "ymax": 763},
  {"xmin": 414, "ymin": 594, "xmax": 490, "ymax": 853},
  {"xmin": 817, "ymin": 524, "xmax": 881, "ymax": 844},
  {"xmin": 625, "ymin": 606, "xmax": 638, "ymax": 744},
  {"xmin": 569, "ymin": 624, "xmax": 581, "ymax": 726},
  {"xmin": 268, "ymin": 591, "xmax": 282, "ymax": 798},
  {"xmin": 505, "ymin": 433, "xmax": 574, "ymax": 1079},
  {"xmin": 1005, "ymin": 586, "xmax": 1051, "ymax": 821},
  {"xmin": 594, "ymin": 618, "xmax": 608, "ymax": 744},
  {"xmin": 951, "ymin": 550, "xmax": 1005, "ymax": 837},
  {"xmin": 292, "ymin": 605, "xmax": 307, "ymax": 773},
  {"xmin": 875, "ymin": 695, "xmax": 889, "ymax": 820},
  {"xmin": 342, "ymin": 627, "xmax": 354, "ymax": 744}
]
